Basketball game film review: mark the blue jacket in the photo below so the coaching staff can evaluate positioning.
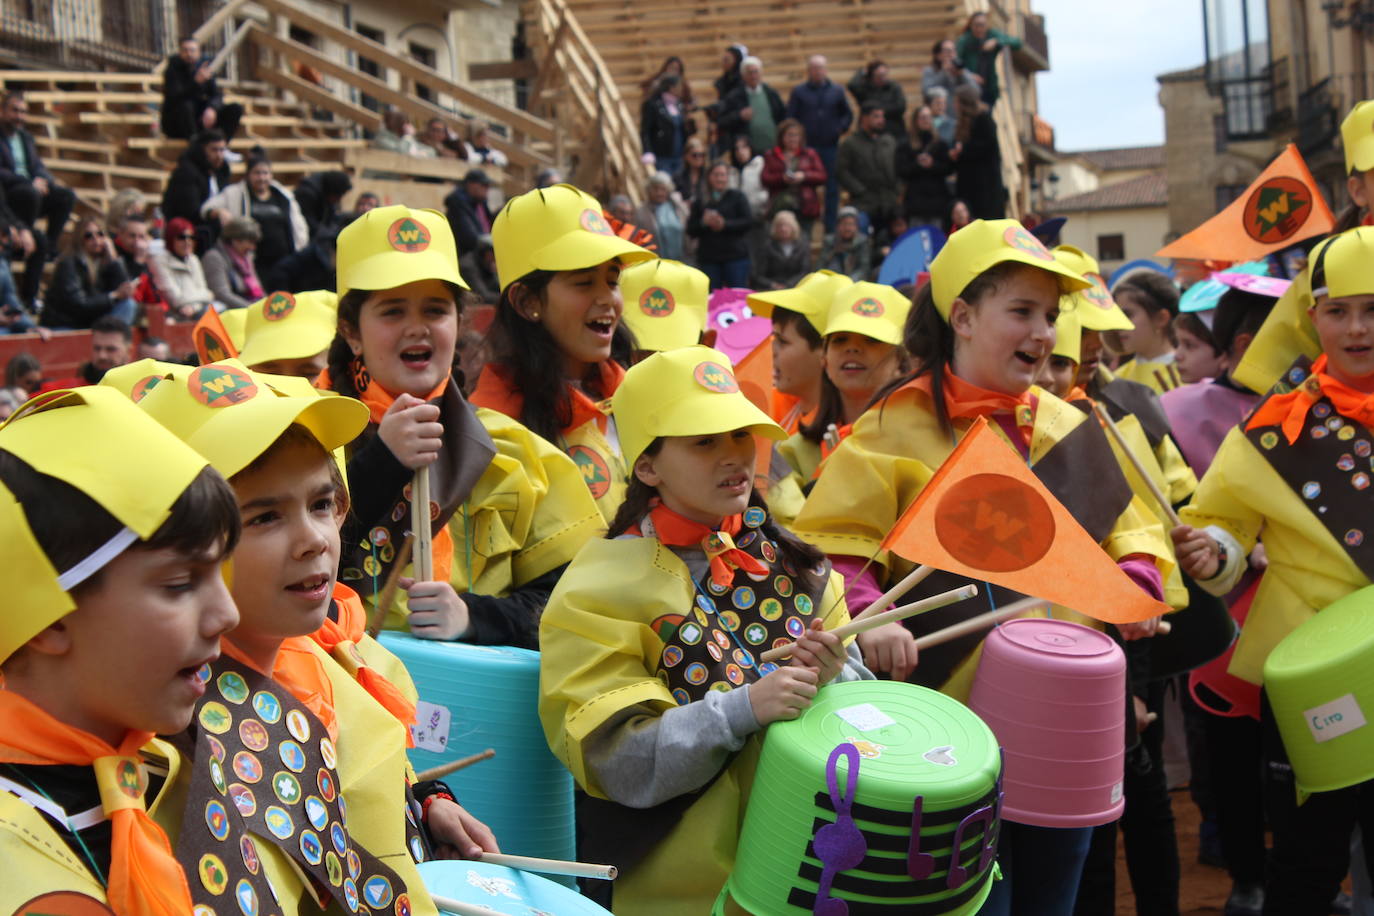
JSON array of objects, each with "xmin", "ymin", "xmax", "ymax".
[{"xmin": 784, "ymin": 79, "xmax": 852, "ymax": 148}]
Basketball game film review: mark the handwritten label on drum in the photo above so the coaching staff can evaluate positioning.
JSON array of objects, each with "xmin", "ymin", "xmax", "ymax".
[
  {"xmin": 1304, "ymin": 693, "xmax": 1367, "ymax": 744},
  {"xmin": 832, "ymin": 703, "xmax": 897, "ymax": 733},
  {"xmin": 410, "ymin": 700, "xmax": 451, "ymax": 753}
]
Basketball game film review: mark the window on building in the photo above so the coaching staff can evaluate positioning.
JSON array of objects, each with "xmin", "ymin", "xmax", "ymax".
[
  {"xmin": 1203, "ymin": 0, "xmax": 1271, "ymax": 141},
  {"xmin": 1215, "ymin": 184, "xmax": 1248, "ymax": 211},
  {"xmin": 409, "ymin": 42, "xmax": 436, "ymax": 103},
  {"xmin": 355, "ymin": 24, "xmax": 383, "ymax": 114},
  {"xmin": 1097, "ymin": 234, "xmax": 1125, "ymax": 263}
]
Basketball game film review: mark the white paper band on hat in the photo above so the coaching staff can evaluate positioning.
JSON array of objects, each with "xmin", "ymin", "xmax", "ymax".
[
  {"xmin": 1312, "ymin": 286, "xmax": 1330, "ymax": 299},
  {"xmin": 57, "ymin": 526, "xmax": 139, "ymax": 591}
]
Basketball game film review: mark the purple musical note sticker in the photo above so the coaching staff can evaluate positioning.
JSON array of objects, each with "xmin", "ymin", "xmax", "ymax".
[{"xmin": 812, "ymin": 743, "xmax": 868, "ymax": 916}]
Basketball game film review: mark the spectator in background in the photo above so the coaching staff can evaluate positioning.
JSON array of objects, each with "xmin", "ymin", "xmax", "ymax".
[
  {"xmin": 847, "ymin": 60, "xmax": 907, "ymax": 140},
  {"xmin": 458, "ymin": 234, "xmax": 500, "ymax": 304},
  {"xmin": 761, "ymin": 118, "xmax": 827, "ymax": 242},
  {"xmin": 444, "ymin": 168, "xmax": 495, "ymax": 257},
  {"xmin": 149, "ymin": 216, "xmax": 217, "ymax": 320},
  {"xmin": 465, "ymin": 122, "xmax": 509, "ymax": 168},
  {"xmin": 607, "ymin": 194, "xmax": 636, "ymax": 225},
  {"xmin": 673, "ymin": 136, "xmax": 709, "ymax": 207},
  {"xmin": 112, "ymin": 213, "xmax": 153, "ymax": 284},
  {"xmin": 957, "ymin": 11, "xmax": 1022, "ymax": 107},
  {"xmin": 713, "ymin": 45, "xmax": 747, "ymax": 103},
  {"xmin": 160, "ymin": 37, "xmax": 243, "ymax": 141},
  {"xmin": 352, "ymin": 191, "xmax": 380, "ymax": 217},
  {"xmin": 0, "ymin": 186, "xmax": 37, "ymax": 333},
  {"xmin": 718, "ymin": 57, "xmax": 786, "ymax": 154},
  {"xmin": 946, "ymin": 198, "xmax": 972, "ymax": 234},
  {"xmin": 535, "ymin": 167, "xmax": 562, "ymax": 188},
  {"xmin": 753, "ymin": 210, "xmax": 810, "ymax": 290},
  {"xmin": 634, "ymin": 171, "xmax": 688, "ymax": 261},
  {"xmin": 688, "ymin": 160, "xmax": 752, "ymax": 289},
  {"xmin": 200, "ymin": 216, "xmax": 263, "ymax": 310},
  {"xmin": 52, "ymin": 315, "xmax": 131, "ymax": 385},
  {"xmin": 162, "ymin": 129, "xmax": 229, "ymax": 234},
  {"xmin": 421, "ymin": 117, "xmax": 468, "ymax": 159},
  {"xmin": 292, "ymin": 170, "xmax": 352, "ymax": 236},
  {"xmin": 951, "ymin": 83, "xmax": 1005, "ymax": 219},
  {"xmin": 640, "ymin": 56, "xmax": 695, "ymax": 110},
  {"xmin": 837, "ymin": 102, "xmax": 899, "ymax": 239},
  {"xmin": 727, "ymin": 135, "xmax": 768, "ymax": 261},
  {"xmin": 786, "ymin": 55, "xmax": 852, "ymax": 232},
  {"xmin": 373, "ymin": 108, "xmax": 434, "ymax": 157},
  {"xmin": 641, "ymin": 74, "xmax": 691, "ymax": 177},
  {"xmin": 0, "ymin": 90, "xmax": 76, "ymax": 306},
  {"xmin": 202, "ymin": 156, "xmax": 309, "ymax": 278},
  {"xmin": 895, "ymin": 105, "xmax": 953, "ymax": 228},
  {"xmin": 818, "ymin": 206, "xmax": 871, "ymax": 280},
  {"xmin": 261, "ymin": 221, "xmax": 337, "ymax": 294},
  {"xmin": 40, "ymin": 219, "xmax": 135, "ymax": 329},
  {"xmin": 4, "ymin": 351, "xmax": 41, "ymax": 400},
  {"xmin": 104, "ymin": 188, "xmax": 148, "ymax": 235},
  {"xmin": 922, "ymin": 39, "xmax": 977, "ymax": 101},
  {"xmin": 138, "ymin": 336, "xmax": 171, "ymax": 361},
  {"xmin": 927, "ymin": 86, "xmax": 956, "ymax": 144}
]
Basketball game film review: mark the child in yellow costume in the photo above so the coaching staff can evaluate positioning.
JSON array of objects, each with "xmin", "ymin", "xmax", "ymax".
[
  {"xmin": 237, "ymin": 288, "xmax": 339, "ymax": 379},
  {"xmin": 790, "ymin": 219, "xmax": 1174, "ymax": 916},
  {"xmin": 1110, "ymin": 271, "xmax": 1183, "ymax": 393},
  {"xmin": 747, "ymin": 270, "xmax": 850, "ymax": 434},
  {"xmin": 1174, "ymin": 227, "xmax": 1374, "ymax": 914},
  {"xmin": 133, "ymin": 359, "xmax": 498, "ymax": 915},
  {"xmin": 539, "ymin": 346, "xmax": 872, "ymax": 916},
  {"xmin": 322, "ymin": 204, "xmax": 604, "ymax": 644},
  {"xmin": 472, "ymin": 184, "xmax": 656, "ymax": 523},
  {"xmin": 0, "ymin": 386, "xmax": 240, "ymax": 913}
]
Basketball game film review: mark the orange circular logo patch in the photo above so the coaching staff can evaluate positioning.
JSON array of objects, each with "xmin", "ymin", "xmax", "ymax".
[
  {"xmin": 639, "ymin": 286, "xmax": 675, "ymax": 317},
  {"xmin": 1080, "ymin": 272, "xmax": 1112, "ymax": 309},
  {"xmin": 130, "ymin": 374, "xmax": 162, "ymax": 403},
  {"xmin": 386, "ymin": 217, "xmax": 431, "ymax": 252},
  {"xmin": 116, "ymin": 758, "xmax": 144, "ymax": 798},
  {"xmin": 568, "ymin": 445, "xmax": 612, "ymax": 499},
  {"xmin": 263, "ymin": 291, "xmax": 295, "ymax": 321},
  {"xmin": 579, "ymin": 208, "xmax": 615, "ymax": 236},
  {"xmin": 1002, "ymin": 226, "xmax": 1055, "ymax": 261},
  {"xmin": 187, "ymin": 365, "xmax": 259, "ymax": 407},
  {"xmin": 1242, "ymin": 176, "xmax": 1312, "ymax": 244},
  {"xmin": 933, "ymin": 472, "xmax": 1056, "ymax": 573},
  {"xmin": 197, "ymin": 327, "xmax": 231, "ymax": 363},
  {"xmin": 851, "ymin": 296, "xmax": 885, "ymax": 317},
  {"xmin": 694, "ymin": 361, "xmax": 739, "ymax": 393},
  {"xmin": 13, "ymin": 892, "xmax": 116, "ymax": 916}
]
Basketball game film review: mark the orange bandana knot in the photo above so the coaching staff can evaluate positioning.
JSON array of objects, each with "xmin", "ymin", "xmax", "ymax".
[
  {"xmin": 1247, "ymin": 356, "xmax": 1374, "ymax": 444},
  {"xmin": 649, "ymin": 503, "xmax": 770, "ymax": 589},
  {"xmin": 901, "ymin": 366, "xmax": 1037, "ymax": 445}
]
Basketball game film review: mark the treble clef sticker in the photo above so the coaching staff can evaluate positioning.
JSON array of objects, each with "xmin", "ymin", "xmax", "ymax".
[{"xmin": 812, "ymin": 742, "xmax": 867, "ymax": 916}]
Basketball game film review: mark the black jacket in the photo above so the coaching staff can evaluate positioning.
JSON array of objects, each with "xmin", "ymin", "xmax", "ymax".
[
  {"xmin": 640, "ymin": 95, "xmax": 689, "ymax": 160},
  {"xmin": 41, "ymin": 255, "xmax": 129, "ymax": 329},
  {"xmin": 895, "ymin": 131, "xmax": 953, "ymax": 221},
  {"xmin": 954, "ymin": 112, "xmax": 1005, "ymax": 220},
  {"xmin": 160, "ymin": 55, "xmax": 223, "ymax": 134},
  {"xmin": 0, "ymin": 127, "xmax": 51, "ymax": 187},
  {"xmin": 293, "ymin": 171, "xmax": 350, "ymax": 236},
  {"xmin": 261, "ymin": 240, "xmax": 334, "ymax": 294},
  {"xmin": 162, "ymin": 139, "xmax": 230, "ymax": 226},
  {"xmin": 717, "ymin": 84, "xmax": 787, "ymax": 146},
  {"xmin": 443, "ymin": 186, "xmax": 493, "ymax": 256},
  {"xmin": 687, "ymin": 189, "xmax": 752, "ymax": 264}
]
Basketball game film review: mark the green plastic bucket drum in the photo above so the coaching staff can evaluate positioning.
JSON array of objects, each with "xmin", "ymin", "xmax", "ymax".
[
  {"xmin": 717, "ymin": 681, "xmax": 1002, "ymax": 915},
  {"xmin": 1265, "ymin": 585, "xmax": 1374, "ymax": 795}
]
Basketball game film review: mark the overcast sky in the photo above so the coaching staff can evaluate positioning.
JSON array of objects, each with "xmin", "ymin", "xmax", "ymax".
[{"xmin": 1035, "ymin": 0, "xmax": 1207, "ymax": 152}]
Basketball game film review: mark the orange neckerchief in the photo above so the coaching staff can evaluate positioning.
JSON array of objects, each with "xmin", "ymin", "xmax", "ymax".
[
  {"xmin": 314, "ymin": 584, "xmax": 417, "ymax": 740},
  {"xmin": 647, "ymin": 503, "xmax": 769, "ymax": 589},
  {"xmin": 221, "ymin": 637, "xmax": 339, "ymax": 744},
  {"xmin": 317, "ymin": 368, "xmax": 455, "ymax": 585},
  {"xmin": 1067, "ymin": 385, "xmax": 1089, "ymax": 403},
  {"xmin": 900, "ymin": 366, "xmax": 1036, "ymax": 443},
  {"xmin": 469, "ymin": 361, "xmax": 624, "ymax": 436},
  {"xmin": 0, "ymin": 692, "xmax": 192, "ymax": 915},
  {"xmin": 770, "ymin": 390, "xmax": 818, "ymax": 436},
  {"xmin": 1247, "ymin": 355, "xmax": 1374, "ymax": 444}
]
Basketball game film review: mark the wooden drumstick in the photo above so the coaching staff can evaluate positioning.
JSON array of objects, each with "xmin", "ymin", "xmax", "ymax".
[
  {"xmin": 851, "ymin": 564, "xmax": 935, "ymax": 623},
  {"xmin": 432, "ymin": 894, "xmax": 503, "ymax": 916},
  {"xmin": 477, "ymin": 852, "xmax": 617, "ymax": 881},
  {"xmin": 912, "ymin": 596, "xmax": 1050, "ymax": 650},
  {"xmin": 414, "ymin": 748, "xmax": 496, "ymax": 782},
  {"xmin": 412, "ymin": 466, "xmax": 434, "ymax": 581},
  {"xmin": 367, "ymin": 534, "xmax": 414, "ymax": 638},
  {"xmin": 761, "ymin": 583, "xmax": 979, "ymax": 663},
  {"xmin": 1092, "ymin": 402, "xmax": 1181, "ymax": 527}
]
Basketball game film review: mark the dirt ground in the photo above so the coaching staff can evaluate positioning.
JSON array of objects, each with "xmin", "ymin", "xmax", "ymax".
[{"xmin": 1115, "ymin": 788, "xmax": 1231, "ymax": 915}]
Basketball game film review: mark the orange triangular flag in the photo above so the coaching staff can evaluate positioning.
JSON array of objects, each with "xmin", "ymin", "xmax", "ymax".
[
  {"xmin": 883, "ymin": 417, "xmax": 1169, "ymax": 624},
  {"xmin": 734, "ymin": 336, "xmax": 777, "ymax": 488},
  {"xmin": 192, "ymin": 308, "xmax": 238, "ymax": 364},
  {"xmin": 1157, "ymin": 144, "xmax": 1334, "ymax": 261}
]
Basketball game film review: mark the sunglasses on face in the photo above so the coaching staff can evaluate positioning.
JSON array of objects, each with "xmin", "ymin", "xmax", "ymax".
[{"xmin": 176, "ymin": 233, "xmax": 196, "ymax": 240}]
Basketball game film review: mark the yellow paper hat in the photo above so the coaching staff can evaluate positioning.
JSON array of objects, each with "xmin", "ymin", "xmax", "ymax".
[
  {"xmin": 1052, "ymin": 306, "xmax": 1084, "ymax": 362},
  {"xmin": 1341, "ymin": 100, "xmax": 1374, "ymax": 175},
  {"xmin": 238, "ymin": 290, "xmax": 340, "ymax": 368},
  {"xmin": 337, "ymin": 205, "xmax": 467, "ymax": 298},
  {"xmin": 1053, "ymin": 245, "xmax": 1135, "ymax": 332},
  {"xmin": 618, "ymin": 259, "xmax": 709, "ymax": 352},
  {"xmin": 492, "ymin": 184, "xmax": 655, "ymax": 291},
  {"xmin": 0, "ymin": 386, "xmax": 210, "ymax": 661},
  {"xmin": 821, "ymin": 281, "xmax": 912, "ymax": 346},
  {"xmin": 99, "ymin": 357, "xmax": 184, "ymax": 401},
  {"xmin": 135, "ymin": 359, "xmax": 368, "ymax": 479},
  {"xmin": 930, "ymin": 219, "xmax": 1090, "ymax": 319},
  {"xmin": 1232, "ymin": 266, "xmax": 1319, "ymax": 394},
  {"xmin": 221, "ymin": 306, "xmax": 248, "ymax": 351},
  {"xmin": 1311, "ymin": 226, "xmax": 1374, "ymax": 300},
  {"xmin": 613, "ymin": 345, "xmax": 786, "ymax": 467},
  {"xmin": 747, "ymin": 269, "xmax": 850, "ymax": 334}
]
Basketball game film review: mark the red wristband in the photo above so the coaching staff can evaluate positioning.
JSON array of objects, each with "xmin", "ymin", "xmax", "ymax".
[{"xmin": 421, "ymin": 791, "xmax": 455, "ymax": 822}]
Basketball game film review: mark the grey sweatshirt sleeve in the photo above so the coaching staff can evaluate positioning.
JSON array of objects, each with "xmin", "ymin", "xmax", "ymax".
[
  {"xmin": 582, "ymin": 685, "xmax": 761, "ymax": 809},
  {"xmin": 833, "ymin": 640, "xmax": 876, "ymax": 682}
]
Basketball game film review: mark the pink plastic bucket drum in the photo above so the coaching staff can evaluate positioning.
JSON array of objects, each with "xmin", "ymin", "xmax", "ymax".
[{"xmin": 969, "ymin": 618, "xmax": 1125, "ymax": 828}]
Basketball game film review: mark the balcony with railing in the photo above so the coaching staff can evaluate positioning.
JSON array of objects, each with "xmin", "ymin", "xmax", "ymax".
[
  {"xmin": 1012, "ymin": 12, "xmax": 1049, "ymax": 73},
  {"xmin": 1022, "ymin": 111, "xmax": 1055, "ymax": 163},
  {"xmin": 1298, "ymin": 77, "xmax": 1339, "ymax": 157}
]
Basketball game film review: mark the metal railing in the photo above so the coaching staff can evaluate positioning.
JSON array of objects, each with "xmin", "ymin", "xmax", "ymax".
[
  {"xmin": 1297, "ymin": 77, "xmax": 1339, "ymax": 157},
  {"xmin": 1, "ymin": 0, "xmax": 166, "ymax": 69}
]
